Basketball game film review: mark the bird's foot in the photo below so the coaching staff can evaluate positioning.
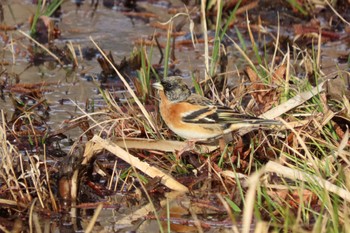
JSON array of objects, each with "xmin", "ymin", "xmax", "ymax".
[{"xmin": 176, "ymin": 139, "xmax": 198, "ymax": 159}]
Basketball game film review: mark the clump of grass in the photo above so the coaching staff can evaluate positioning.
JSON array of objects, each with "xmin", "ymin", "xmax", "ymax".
[
  {"xmin": 30, "ymin": 0, "xmax": 63, "ymax": 36},
  {"xmin": 171, "ymin": 1, "xmax": 350, "ymax": 232},
  {"xmin": 229, "ymin": 22, "xmax": 350, "ymax": 233},
  {"xmin": 0, "ymin": 110, "xmax": 57, "ymax": 219},
  {"xmin": 1, "ymin": 1, "xmax": 350, "ymax": 232}
]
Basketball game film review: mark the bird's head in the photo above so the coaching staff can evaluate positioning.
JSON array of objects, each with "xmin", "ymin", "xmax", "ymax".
[{"xmin": 153, "ymin": 76, "xmax": 191, "ymax": 102}]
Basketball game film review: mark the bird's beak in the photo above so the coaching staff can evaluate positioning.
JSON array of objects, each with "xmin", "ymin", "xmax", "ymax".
[{"xmin": 152, "ymin": 82, "xmax": 163, "ymax": 91}]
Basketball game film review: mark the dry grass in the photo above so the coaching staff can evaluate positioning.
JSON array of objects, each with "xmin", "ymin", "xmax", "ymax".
[{"xmin": 0, "ymin": 1, "xmax": 350, "ymax": 232}]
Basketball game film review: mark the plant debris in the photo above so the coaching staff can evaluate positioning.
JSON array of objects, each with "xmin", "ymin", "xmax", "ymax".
[{"xmin": 0, "ymin": 0, "xmax": 350, "ymax": 232}]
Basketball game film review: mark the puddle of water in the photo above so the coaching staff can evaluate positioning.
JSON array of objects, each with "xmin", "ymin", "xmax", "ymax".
[
  {"xmin": 1, "ymin": 1, "xmax": 349, "ymax": 232},
  {"xmin": 0, "ymin": 0, "xmax": 206, "ymax": 138}
]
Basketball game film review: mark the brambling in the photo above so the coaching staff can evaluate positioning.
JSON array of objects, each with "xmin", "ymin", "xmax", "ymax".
[{"xmin": 152, "ymin": 76, "xmax": 281, "ymax": 141}]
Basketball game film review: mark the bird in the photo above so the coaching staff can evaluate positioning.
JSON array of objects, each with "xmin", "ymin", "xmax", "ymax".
[{"xmin": 152, "ymin": 76, "xmax": 281, "ymax": 141}]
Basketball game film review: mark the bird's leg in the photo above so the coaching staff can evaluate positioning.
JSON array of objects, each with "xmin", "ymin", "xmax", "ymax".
[
  {"xmin": 218, "ymin": 137, "xmax": 226, "ymax": 152},
  {"xmin": 176, "ymin": 139, "xmax": 198, "ymax": 159}
]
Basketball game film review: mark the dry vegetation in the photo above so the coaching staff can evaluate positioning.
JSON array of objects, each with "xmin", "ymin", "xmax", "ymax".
[{"xmin": 0, "ymin": 0, "xmax": 350, "ymax": 232}]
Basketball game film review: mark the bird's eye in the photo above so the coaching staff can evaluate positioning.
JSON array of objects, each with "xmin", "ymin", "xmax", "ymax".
[{"xmin": 162, "ymin": 82, "xmax": 172, "ymax": 89}]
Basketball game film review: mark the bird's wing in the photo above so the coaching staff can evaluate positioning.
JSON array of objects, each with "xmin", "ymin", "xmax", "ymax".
[
  {"xmin": 181, "ymin": 94, "xmax": 219, "ymax": 124},
  {"xmin": 216, "ymin": 106, "xmax": 281, "ymax": 125},
  {"xmin": 182, "ymin": 94, "xmax": 254, "ymax": 124},
  {"xmin": 182, "ymin": 105, "xmax": 260, "ymax": 124},
  {"xmin": 182, "ymin": 105, "xmax": 219, "ymax": 124},
  {"xmin": 182, "ymin": 94, "xmax": 280, "ymax": 125},
  {"xmin": 216, "ymin": 106, "xmax": 261, "ymax": 123}
]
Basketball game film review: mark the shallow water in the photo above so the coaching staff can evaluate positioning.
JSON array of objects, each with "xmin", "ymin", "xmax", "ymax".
[
  {"xmin": 0, "ymin": 1, "xmax": 161, "ymax": 135},
  {"xmin": 1, "ymin": 1, "xmax": 349, "ymax": 232},
  {"xmin": 1, "ymin": 1, "xmax": 348, "ymax": 136}
]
